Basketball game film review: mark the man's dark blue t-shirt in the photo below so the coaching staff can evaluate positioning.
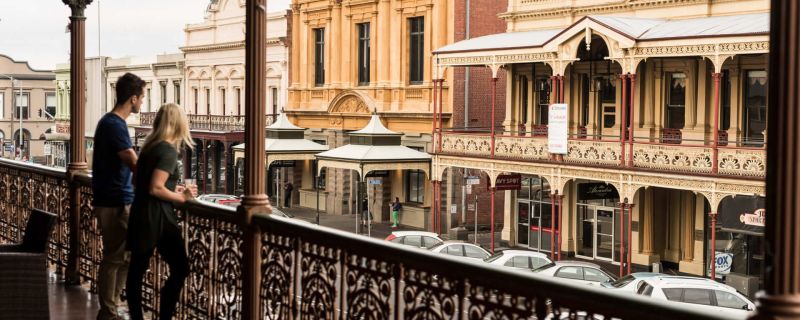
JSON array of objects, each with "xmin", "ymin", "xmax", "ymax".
[{"xmin": 92, "ymin": 113, "xmax": 134, "ymax": 206}]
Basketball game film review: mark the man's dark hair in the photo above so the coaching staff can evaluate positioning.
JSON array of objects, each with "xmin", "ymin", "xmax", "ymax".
[{"xmin": 115, "ymin": 72, "xmax": 146, "ymax": 107}]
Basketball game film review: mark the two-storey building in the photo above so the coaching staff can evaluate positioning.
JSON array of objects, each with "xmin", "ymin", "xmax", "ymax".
[{"xmin": 431, "ymin": 0, "xmax": 768, "ymax": 297}]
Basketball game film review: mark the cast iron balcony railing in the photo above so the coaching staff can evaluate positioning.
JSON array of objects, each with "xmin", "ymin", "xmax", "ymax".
[
  {"xmin": 438, "ymin": 128, "xmax": 766, "ymax": 178},
  {"xmin": 137, "ymin": 112, "xmax": 277, "ymax": 132},
  {"xmin": 0, "ymin": 158, "xmax": 733, "ymax": 319}
]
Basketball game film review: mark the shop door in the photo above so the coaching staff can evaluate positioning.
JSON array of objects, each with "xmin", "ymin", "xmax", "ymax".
[
  {"xmin": 529, "ymin": 202, "xmax": 553, "ymax": 253},
  {"xmin": 595, "ymin": 208, "xmax": 615, "ymax": 261},
  {"xmin": 517, "ymin": 202, "xmax": 530, "ymax": 246}
]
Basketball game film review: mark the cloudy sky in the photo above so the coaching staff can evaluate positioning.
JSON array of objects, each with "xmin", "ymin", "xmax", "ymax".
[{"xmin": 0, "ymin": 0, "xmax": 292, "ymax": 70}]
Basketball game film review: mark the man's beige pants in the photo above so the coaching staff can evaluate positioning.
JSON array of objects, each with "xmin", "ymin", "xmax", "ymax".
[{"xmin": 95, "ymin": 205, "xmax": 130, "ymax": 320}]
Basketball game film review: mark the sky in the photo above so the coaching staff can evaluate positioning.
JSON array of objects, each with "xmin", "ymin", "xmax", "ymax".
[{"xmin": 0, "ymin": 0, "xmax": 292, "ymax": 71}]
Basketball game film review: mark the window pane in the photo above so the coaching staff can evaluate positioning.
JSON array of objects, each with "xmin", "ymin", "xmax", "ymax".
[
  {"xmin": 512, "ymin": 256, "xmax": 530, "ymax": 268},
  {"xmin": 409, "ymin": 17, "xmax": 424, "ymax": 83},
  {"xmin": 446, "ymin": 245, "xmax": 464, "ymax": 256},
  {"xmin": 683, "ymin": 289, "xmax": 712, "ymax": 305},
  {"xmin": 422, "ymin": 236, "xmax": 441, "ymax": 248},
  {"xmin": 744, "ymin": 70, "xmax": 767, "ymax": 145},
  {"xmin": 358, "ymin": 23, "xmax": 370, "ymax": 84},
  {"xmin": 531, "ymin": 257, "xmax": 550, "ymax": 269},
  {"xmin": 667, "ymin": 73, "xmax": 686, "ymax": 129},
  {"xmin": 555, "ymin": 266, "xmax": 584, "ymax": 280},
  {"xmin": 662, "ymin": 288, "xmax": 683, "ymax": 302},
  {"xmin": 405, "ymin": 236, "xmax": 422, "ymax": 247},
  {"xmin": 464, "ymin": 245, "xmax": 487, "ymax": 259},
  {"xmin": 583, "ymin": 268, "xmax": 610, "ymax": 282},
  {"xmin": 714, "ymin": 290, "xmax": 747, "ymax": 309},
  {"xmin": 315, "ymin": 28, "xmax": 325, "ymax": 86}
]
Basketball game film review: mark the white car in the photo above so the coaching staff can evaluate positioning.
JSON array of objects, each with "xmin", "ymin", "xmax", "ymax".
[
  {"xmin": 428, "ymin": 241, "xmax": 491, "ymax": 261},
  {"xmin": 197, "ymin": 194, "xmax": 238, "ymax": 204},
  {"xmin": 532, "ymin": 261, "xmax": 616, "ymax": 286},
  {"xmin": 483, "ymin": 250, "xmax": 553, "ymax": 271},
  {"xmin": 600, "ymin": 272, "xmax": 666, "ymax": 292},
  {"xmin": 636, "ymin": 277, "xmax": 755, "ymax": 318},
  {"xmin": 385, "ymin": 231, "xmax": 444, "ymax": 249}
]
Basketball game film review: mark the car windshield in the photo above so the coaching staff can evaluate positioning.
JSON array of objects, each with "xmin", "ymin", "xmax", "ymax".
[
  {"xmin": 483, "ymin": 252, "xmax": 505, "ymax": 263},
  {"xmin": 531, "ymin": 262, "xmax": 556, "ymax": 272},
  {"xmin": 608, "ymin": 275, "xmax": 636, "ymax": 288}
]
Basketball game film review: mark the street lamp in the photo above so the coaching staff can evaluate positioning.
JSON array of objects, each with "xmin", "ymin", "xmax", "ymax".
[{"xmin": 0, "ymin": 74, "xmax": 22, "ymax": 158}]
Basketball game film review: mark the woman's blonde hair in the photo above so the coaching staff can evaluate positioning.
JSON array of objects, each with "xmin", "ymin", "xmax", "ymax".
[{"xmin": 142, "ymin": 103, "xmax": 195, "ymax": 152}]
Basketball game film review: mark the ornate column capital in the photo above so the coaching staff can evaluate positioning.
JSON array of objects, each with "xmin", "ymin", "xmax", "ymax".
[{"xmin": 62, "ymin": 0, "xmax": 93, "ymax": 17}]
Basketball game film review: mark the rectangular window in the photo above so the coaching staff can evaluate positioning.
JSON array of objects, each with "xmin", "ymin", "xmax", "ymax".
[
  {"xmin": 160, "ymin": 81, "xmax": 167, "ymax": 104},
  {"xmin": 221, "ymin": 88, "xmax": 227, "ymax": 115},
  {"xmin": 236, "ymin": 88, "xmax": 242, "ymax": 116},
  {"xmin": 271, "ymin": 87, "xmax": 278, "ymax": 115},
  {"xmin": 405, "ymin": 170, "xmax": 425, "ymax": 203},
  {"xmin": 193, "ymin": 88, "xmax": 198, "ymax": 114},
  {"xmin": 314, "ymin": 28, "xmax": 325, "ymax": 86},
  {"xmin": 666, "ymin": 73, "xmax": 686, "ymax": 129},
  {"xmin": 537, "ymin": 78, "xmax": 551, "ymax": 125},
  {"xmin": 409, "ymin": 17, "xmax": 425, "ymax": 84},
  {"xmin": 174, "ymin": 81, "xmax": 181, "ymax": 104},
  {"xmin": 146, "ymin": 87, "xmax": 151, "ymax": 112},
  {"xmin": 205, "ymin": 88, "xmax": 211, "ymax": 115},
  {"xmin": 744, "ymin": 70, "xmax": 767, "ymax": 146},
  {"xmin": 520, "ymin": 76, "xmax": 528, "ymax": 124},
  {"xmin": 357, "ymin": 23, "xmax": 371, "ymax": 85},
  {"xmin": 45, "ymin": 92, "xmax": 56, "ymax": 119},
  {"xmin": 721, "ymin": 70, "xmax": 731, "ymax": 130},
  {"xmin": 15, "ymin": 92, "xmax": 29, "ymax": 120}
]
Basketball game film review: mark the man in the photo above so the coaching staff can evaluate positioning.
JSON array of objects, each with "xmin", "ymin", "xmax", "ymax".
[
  {"xmin": 391, "ymin": 197, "xmax": 402, "ymax": 228},
  {"xmin": 92, "ymin": 72, "xmax": 143, "ymax": 320},
  {"xmin": 284, "ymin": 182, "xmax": 294, "ymax": 207}
]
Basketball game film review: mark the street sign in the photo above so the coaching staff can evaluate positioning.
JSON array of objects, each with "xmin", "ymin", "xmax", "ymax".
[
  {"xmin": 466, "ymin": 177, "xmax": 481, "ymax": 185},
  {"xmin": 43, "ymin": 143, "xmax": 51, "ymax": 156},
  {"xmin": 467, "ymin": 204, "xmax": 475, "ymax": 211},
  {"xmin": 450, "ymin": 204, "xmax": 457, "ymax": 214},
  {"xmin": 368, "ymin": 179, "xmax": 382, "ymax": 185},
  {"xmin": 466, "ymin": 184, "xmax": 472, "ymax": 194},
  {"xmin": 271, "ymin": 160, "xmax": 296, "ymax": 168}
]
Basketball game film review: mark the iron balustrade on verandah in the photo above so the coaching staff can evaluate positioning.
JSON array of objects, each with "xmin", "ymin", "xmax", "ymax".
[
  {"xmin": 0, "ymin": 158, "xmax": 741, "ymax": 319},
  {"xmin": 138, "ymin": 112, "xmax": 277, "ymax": 131}
]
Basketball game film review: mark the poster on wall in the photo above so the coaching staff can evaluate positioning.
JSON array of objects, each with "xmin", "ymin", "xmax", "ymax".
[{"xmin": 548, "ymin": 103, "xmax": 568, "ymax": 154}]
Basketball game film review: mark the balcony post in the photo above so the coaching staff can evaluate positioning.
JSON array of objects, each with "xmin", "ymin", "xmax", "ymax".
[
  {"xmin": 239, "ymin": 0, "xmax": 270, "ymax": 319},
  {"xmin": 712, "ymin": 72, "xmax": 721, "ymax": 174},
  {"xmin": 491, "ymin": 77, "xmax": 498, "ymax": 157},
  {"xmin": 182, "ymin": 145, "xmax": 191, "ymax": 180},
  {"xmin": 431, "ymin": 79, "xmax": 438, "ymax": 153},
  {"xmin": 628, "ymin": 74, "xmax": 636, "ymax": 166},
  {"xmin": 620, "ymin": 75, "xmax": 627, "ymax": 166},
  {"xmin": 490, "ymin": 186, "xmax": 496, "ymax": 253},
  {"xmin": 63, "ymin": 0, "xmax": 92, "ymax": 286},
  {"xmin": 709, "ymin": 212, "xmax": 717, "ymax": 280},
  {"xmin": 201, "ymin": 139, "xmax": 208, "ymax": 194},
  {"xmin": 558, "ymin": 75, "xmax": 565, "ymax": 103},
  {"xmin": 550, "ymin": 191, "xmax": 556, "ymax": 260},
  {"xmin": 438, "ymin": 79, "xmax": 444, "ymax": 153},
  {"xmin": 757, "ymin": 1, "xmax": 800, "ymax": 316},
  {"xmin": 628, "ymin": 203, "xmax": 634, "ymax": 275},
  {"xmin": 556, "ymin": 192, "xmax": 563, "ymax": 261},
  {"xmin": 619, "ymin": 201, "xmax": 625, "ymax": 277},
  {"xmin": 223, "ymin": 142, "xmax": 230, "ymax": 195}
]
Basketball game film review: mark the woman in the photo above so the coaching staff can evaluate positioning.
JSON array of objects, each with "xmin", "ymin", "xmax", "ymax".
[
  {"xmin": 391, "ymin": 197, "xmax": 402, "ymax": 228},
  {"xmin": 126, "ymin": 103, "xmax": 195, "ymax": 320}
]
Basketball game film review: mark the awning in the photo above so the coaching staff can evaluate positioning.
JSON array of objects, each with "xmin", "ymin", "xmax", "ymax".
[
  {"xmin": 315, "ymin": 113, "xmax": 431, "ymax": 180},
  {"xmin": 232, "ymin": 112, "xmax": 328, "ymax": 167}
]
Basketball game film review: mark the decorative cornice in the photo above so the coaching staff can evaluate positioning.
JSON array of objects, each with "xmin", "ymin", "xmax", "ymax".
[
  {"xmin": 181, "ymin": 40, "xmax": 245, "ymax": 53},
  {"xmin": 500, "ymin": 0, "xmax": 710, "ymax": 21}
]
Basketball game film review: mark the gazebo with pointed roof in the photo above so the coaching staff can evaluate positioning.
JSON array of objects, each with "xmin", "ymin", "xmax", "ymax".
[
  {"xmin": 315, "ymin": 113, "xmax": 432, "ymax": 181},
  {"xmin": 232, "ymin": 112, "xmax": 329, "ymax": 169}
]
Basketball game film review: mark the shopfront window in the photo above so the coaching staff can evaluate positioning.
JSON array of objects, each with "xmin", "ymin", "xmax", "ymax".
[
  {"xmin": 405, "ymin": 170, "xmax": 424, "ymax": 203},
  {"xmin": 575, "ymin": 182, "xmax": 621, "ymax": 263},
  {"xmin": 516, "ymin": 176, "xmax": 553, "ymax": 252},
  {"xmin": 712, "ymin": 196, "xmax": 765, "ymax": 299}
]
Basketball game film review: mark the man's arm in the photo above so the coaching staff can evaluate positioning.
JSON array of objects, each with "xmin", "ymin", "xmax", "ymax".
[{"xmin": 118, "ymin": 148, "xmax": 137, "ymax": 172}]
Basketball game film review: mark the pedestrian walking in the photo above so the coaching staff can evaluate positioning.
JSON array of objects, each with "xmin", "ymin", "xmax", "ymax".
[
  {"xmin": 391, "ymin": 197, "xmax": 402, "ymax": 228},
  {"xmin": 126, "ymin": 103, "xmax": 195, "ymax": 320},
  {"xmin": 284, "ymin": 182, "xmax": 294, "ymax": 207},
  {"xmin": 92, "ymin": 72, "xmax": 143, "ymax": 320}
]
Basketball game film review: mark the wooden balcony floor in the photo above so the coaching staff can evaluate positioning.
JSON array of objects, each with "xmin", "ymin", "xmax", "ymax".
[{"xmin": 48, "ymin": 273, "xmax": 100, "ymax": 320}]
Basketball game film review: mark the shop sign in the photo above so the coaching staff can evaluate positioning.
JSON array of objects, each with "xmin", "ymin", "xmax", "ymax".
[
  {"xmin": 493, "ymin": 173, "xmax": 522, "ymax": 191},
  {"xmin": 271, "ymin": 160, "xmax": 296, "ymax": 168},
  {"xmin": 719, "ymin": 196, "xmax": 765, "ymax": 235},
  {"xmin": 577, "ymin": 183, "xmax": 619, "ymax": 201},
  {"xmin": 365, "ymin": 170, "xmax": 389, "ymax": 177},
  {"xmin": 466, "ymin": 176, "xmax": 481, "ymax": 185},
  {"xmin": 713, "ymin": 252, "xmax": 734, "ymax": 277},
  {"xmin": 450, "ymin": 204, "xmax": 457, "ymax": 214},
  {"xmin": 548, "ymin": 103, "xmax": 569, "ymax": 154}
]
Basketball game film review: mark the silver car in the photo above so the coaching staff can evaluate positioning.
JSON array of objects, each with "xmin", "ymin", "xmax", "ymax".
[
  {"xmin": 429, "ymin": 241, "xmax": 491, "ymax": 261},
  {"xmin": 532, "ymin": 260, "xmax": 617, "ymax": 286}
]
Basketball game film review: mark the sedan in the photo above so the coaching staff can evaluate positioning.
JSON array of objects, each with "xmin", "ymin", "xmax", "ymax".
[
  {"xmin": 429, "ymin": 241, "xmax": 491, "ymax": 261},
  {"xmin": 385, "ymin": 231, "xmax": 444, "ymax": 249},
  {"xmin": 483, "ymin": 249, "xmax": 553, "ymax": 271},
  {"xmin": 532, "ymin": 261, "xmax": 617, "ymax": 286}
]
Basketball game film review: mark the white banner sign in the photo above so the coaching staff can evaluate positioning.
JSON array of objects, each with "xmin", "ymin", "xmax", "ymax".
[
  {"xmin": 43, "ymin": 143, "xmax": 51, "ymax": 156},
  {"xmin": 548, "ymin": 103, "xmax": 569, "ymax": 154}
]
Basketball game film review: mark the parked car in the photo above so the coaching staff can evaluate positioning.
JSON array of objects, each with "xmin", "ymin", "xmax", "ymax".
[
  {"xmin": 428, "ymin": 241, "xmax": 491, "ymax": 261},
  {"xmin": 197, "ymin": 194, "xmax": 238, "ymax": 204},
  {"xmin": 532, "ymin": 261, "xmax": 617, "ymax": 286},
  {"xmin": 600, "ymin": 272, "xmax": 666, "ymax": 292},
  {"xmin": 635, "ymin": 277, "xmax": 755, "ymax": 318},
  {"xmin": 483, "ymin": 250, "xmax": 552, "ymax": 271},
  {"xmin": 385, "ymin": 231, "xmax": 444, "ymax": 249}
]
